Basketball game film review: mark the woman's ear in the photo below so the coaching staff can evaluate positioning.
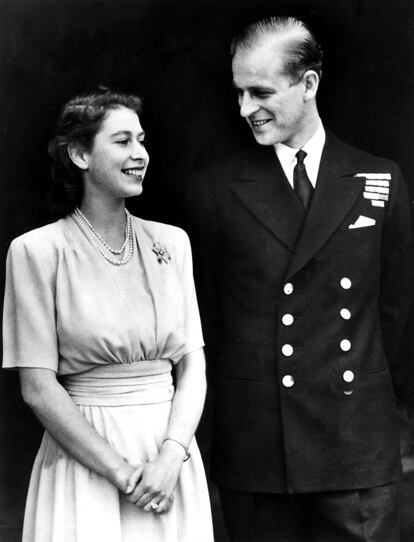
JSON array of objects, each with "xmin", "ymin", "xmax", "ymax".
[{"xmin": 68, "ymin": 144, "xmax": 89, "ymax": 170}]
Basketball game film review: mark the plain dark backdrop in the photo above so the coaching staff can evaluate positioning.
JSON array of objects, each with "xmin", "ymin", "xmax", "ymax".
[{"xmin": 1, "ymin": 0, "xmax": 414, "ymax": 540}]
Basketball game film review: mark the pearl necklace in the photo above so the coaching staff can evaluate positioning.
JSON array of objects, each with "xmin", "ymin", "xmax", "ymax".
[
  {"xmin": 74, "ymin": 207, "xmax": 134, "ymax": 266},
  {"xmin": 75, "ymin": 207, "xmax": 130, "ymax": 254}
]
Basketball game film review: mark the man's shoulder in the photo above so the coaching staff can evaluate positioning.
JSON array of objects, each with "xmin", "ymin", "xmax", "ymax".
[
  {"xmin": 196, "ymin": 146, "xmax": 253, "ymax": 176},
  {"xmin": 325, "ymin": 131, "xmax": 399, "ymax": 172},
  {"xmin": 190, "ymin": 143, "xmax": 274, "ymax": 191}
]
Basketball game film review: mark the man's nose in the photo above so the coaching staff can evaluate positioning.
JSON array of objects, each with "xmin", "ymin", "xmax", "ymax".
[{"xmin": 239, "ymin": 92, "xmax": 259, "ymax": 118}]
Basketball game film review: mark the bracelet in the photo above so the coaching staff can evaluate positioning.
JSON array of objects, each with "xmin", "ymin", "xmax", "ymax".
[{"xmin": 163, "ymin": 437, "xmax": 191, "ymax": 462}]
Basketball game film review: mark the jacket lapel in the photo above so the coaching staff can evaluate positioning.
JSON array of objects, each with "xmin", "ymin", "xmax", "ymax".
[
  {"xmin": 229, "ymin": 145, "xmax": 305, "ymax": 252},
  {"xmin": 286, "ymin": 134, "xmax": 366, "ymax": 279}
]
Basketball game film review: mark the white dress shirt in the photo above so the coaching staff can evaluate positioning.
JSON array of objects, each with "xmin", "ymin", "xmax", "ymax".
[{"xmin": 274, "ymin": 121, "xmax": 326, "ymax": 189}]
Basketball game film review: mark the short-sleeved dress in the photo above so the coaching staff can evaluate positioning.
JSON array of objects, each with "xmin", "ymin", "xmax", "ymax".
[{"xmin": 2, "ymin": 213, "xmax": 214, "ymax": 542}]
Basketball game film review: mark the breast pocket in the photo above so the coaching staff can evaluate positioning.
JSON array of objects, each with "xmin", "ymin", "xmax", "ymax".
[
  {"xmin": 341, "ymin": 224, "xmax": 378, "ymax": 239},
  {"xmin": 338, "ymin": 205, "xmax": 384, "ymax": 240},
  {"xmin": 329, "ymin": 220, "xmax": 382, "ymax": 262}
]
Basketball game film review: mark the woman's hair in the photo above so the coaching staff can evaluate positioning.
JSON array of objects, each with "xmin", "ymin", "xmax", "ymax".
[{"xmin": 48, "ymin": 87, "xmax": 143, "ymax": 215}]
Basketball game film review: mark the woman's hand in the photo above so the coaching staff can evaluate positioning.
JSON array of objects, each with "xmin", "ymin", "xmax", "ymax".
[
  {"xmin": 125, "ymin": 441, "xmax": 186, "ymax": 513},
  {"xmin": 113, "ymin": 463, "xmax": 144, "ymax": 495},
  {"xmin": 125, "ymin": 348, "xmax": 207, "ymax": 514},
  {"xmin": 18, "ymin": 368, "xmax": 151, "ymax": 495}
]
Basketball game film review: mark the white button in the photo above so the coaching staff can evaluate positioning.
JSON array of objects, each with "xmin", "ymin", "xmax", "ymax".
[
  {"xmin": 340, "ymin": 308, "xmax": 351, "ymax": 320},
  {"xmin": 340, "ymin": 339, "xmax": 352, "ymax": 352},
  {"xmin": 282, "ymin": 314, "xmax": 294, "ymax": 326},
  {"xmin": 282, "ymin": 344, "xmax": 294, "ymax": 357},
  {"xmin": 343, "ymin": 370, "xmax": 355, "ymax": 383},
  {"xmin": 284, "ymin": 283, "xmax": 294, "ymax": 295},
  {"xmin": 340, "ymin": 277, "xmax": 352, "ymax": 290},
  {"xmin": 282, "ymin": 375, "xmax": 295, "ymax": 388}
]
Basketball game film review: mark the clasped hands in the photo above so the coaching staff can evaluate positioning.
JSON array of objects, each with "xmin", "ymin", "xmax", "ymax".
[{"xmin": 121, "ymin": 442, "xmax": 186, "ymax": 514}]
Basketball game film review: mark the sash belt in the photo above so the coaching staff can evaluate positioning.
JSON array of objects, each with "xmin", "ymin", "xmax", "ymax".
[{"xmin": 61, "ymin": 360, "xmax": 174, "ymax": 406}]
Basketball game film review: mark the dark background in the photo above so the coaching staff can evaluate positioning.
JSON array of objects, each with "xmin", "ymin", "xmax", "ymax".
[{"xmin": 1, "ymin": 0, "xmax": 414, "ymax": 540}]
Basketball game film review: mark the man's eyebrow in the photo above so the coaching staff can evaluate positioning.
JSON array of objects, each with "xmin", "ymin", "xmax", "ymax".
[{"xmin": 232, "ymin": 84, "xmax": 274, "ymax": 92}]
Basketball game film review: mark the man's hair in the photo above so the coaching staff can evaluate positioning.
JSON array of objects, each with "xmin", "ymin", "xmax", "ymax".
[{"xmin": 231, "ymin": 16, "xmax": 323, "ymax": 83}]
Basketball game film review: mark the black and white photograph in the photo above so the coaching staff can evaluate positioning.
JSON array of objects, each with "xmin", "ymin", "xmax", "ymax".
[{"xmin": 1, "ymin": 1, "xmax": 414, "ymax": 541}]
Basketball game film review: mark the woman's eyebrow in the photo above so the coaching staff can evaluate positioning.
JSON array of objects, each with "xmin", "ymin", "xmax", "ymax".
[{"xmin": 110, "ymin": 130, "xmax": 146, "ymax": 138}]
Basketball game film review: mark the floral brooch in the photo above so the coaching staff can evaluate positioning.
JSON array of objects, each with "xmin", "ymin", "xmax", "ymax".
[{"xmin": 152, "ymin": 242, "xmax": 171, "ymax": 264}]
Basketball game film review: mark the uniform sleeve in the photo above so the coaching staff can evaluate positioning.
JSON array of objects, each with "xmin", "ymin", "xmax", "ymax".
[
  {"xmin": 379, "ymin": 163, "xmax": 414, "ymax": 393},
  {"xmin": 170, "ymin": 230, "xmax": 205, "ymax": 363},
  {"xmin": 2, "ymin": 236, "xmax": 59, "ymax": 371},
  {"xmin": 184, "ymin": 176, "xmax": 224, "ymax": 374}
]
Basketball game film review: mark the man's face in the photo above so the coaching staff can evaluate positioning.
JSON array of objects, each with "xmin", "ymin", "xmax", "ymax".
[{"xmin": 232, "ymin": 40, "xmax": 308, "ymax": 148}]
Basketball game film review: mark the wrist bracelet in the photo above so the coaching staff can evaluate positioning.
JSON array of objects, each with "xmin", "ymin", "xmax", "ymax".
[{"xmin": 163, "ymin": 437, "xmax": 191, "ymax": 462}]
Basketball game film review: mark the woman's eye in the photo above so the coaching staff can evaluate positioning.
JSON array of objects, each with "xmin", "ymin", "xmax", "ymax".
[{"xmin": 116, "ymin": 139, "xmax": 129, "ymax": 145}]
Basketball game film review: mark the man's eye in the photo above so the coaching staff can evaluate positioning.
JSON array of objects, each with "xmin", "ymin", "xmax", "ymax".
[
  {"xmin": 253, "ymin": 91, "xmax": 270, "ymax": 99},
  {"xmin": 139, "ymin": 140, "xmax": 146, "ymax": 146}
]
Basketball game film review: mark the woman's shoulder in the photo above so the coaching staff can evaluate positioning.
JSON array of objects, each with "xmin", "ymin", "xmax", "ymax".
[
  {"xmin": 132, "ymin": 215, "xmax": 189, "ymax": 245},
  {"xmin": 9, "ymin": 217, "xmax": 70, "ymax": 258}
]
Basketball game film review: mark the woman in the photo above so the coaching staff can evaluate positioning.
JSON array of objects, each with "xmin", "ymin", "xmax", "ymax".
[{"xmin": 2, "ymin": 88, "xmax": 214, "ymax": 541}]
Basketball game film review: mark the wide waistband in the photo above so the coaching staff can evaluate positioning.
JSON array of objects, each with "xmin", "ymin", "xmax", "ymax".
[{"xmin": 61, "ymin": 361, "xmax": 174, "ymax": 407}]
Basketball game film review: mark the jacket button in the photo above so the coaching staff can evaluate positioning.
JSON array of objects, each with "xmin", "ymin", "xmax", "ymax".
[
  {"xmin": 282, "ymin": 375, "xmax": 295, "ymax": 388},
  {"xmin": 340, "ymin": 277, "xmax": 352, "ymax": 289},
  {"xmin": 343, "ymin": 370, "xmax": 355, "ymax": 382},
  {"xmin": 284, "ymin": 283, "xmax": 294, "ymax": 295},
  {"xmin": 282, "ymin": 314, "xmax": 294, "ymax": 326},
  {"xmin": 282, "ymin": 344, "xmax": 294, "ymax": 357},
  {"xmin": 340, "ymin": 308, "xmax": 351, "ymax": 320},
  {"xmin": 340, "ymin": 339, "xmax": 352, "ymax": 352}
]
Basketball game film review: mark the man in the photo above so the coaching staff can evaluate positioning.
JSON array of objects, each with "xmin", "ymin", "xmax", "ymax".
[{"xmin": 187, "ymin": 16, "xmax": 413, "ymax": 542}]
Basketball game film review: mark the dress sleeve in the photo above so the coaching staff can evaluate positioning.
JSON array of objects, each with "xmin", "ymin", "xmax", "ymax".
[
  {"xmin": 2, "ymin": 236, "xmax": 59, "ymax": 371},
  {"xmin": 171, "ymin": 230, "xmax": 205, "ymax": 364}
]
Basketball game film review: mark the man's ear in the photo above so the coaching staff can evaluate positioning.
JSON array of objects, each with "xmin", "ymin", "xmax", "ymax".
[
  {"xmin": 303, "ymin": 70, "xmax": 320, "ymax": 101},
  {"xmin": 68, "ymin": 144, "xmax": 89, "ymax": 170}
]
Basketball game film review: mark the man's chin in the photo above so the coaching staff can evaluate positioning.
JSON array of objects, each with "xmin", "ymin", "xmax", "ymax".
[{"xmin": 251, "ymin": 130, "xmax": 277, "ymax": 146}]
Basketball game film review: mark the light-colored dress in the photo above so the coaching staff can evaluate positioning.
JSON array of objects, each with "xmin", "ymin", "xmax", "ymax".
[{"xmin": 2, "ymin": 213, "xmax": 214, "ymax": 542}]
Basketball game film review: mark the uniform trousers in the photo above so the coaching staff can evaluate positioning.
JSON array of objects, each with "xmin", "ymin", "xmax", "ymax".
[{"xmin": 219, "ymin": 482, "xmax": 399, "ymax": 542}]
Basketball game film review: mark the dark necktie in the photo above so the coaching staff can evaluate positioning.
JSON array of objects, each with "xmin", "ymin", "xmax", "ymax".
[{"xmin": 293, "ymin": 149, "xmax": 313, "ymax": 209}]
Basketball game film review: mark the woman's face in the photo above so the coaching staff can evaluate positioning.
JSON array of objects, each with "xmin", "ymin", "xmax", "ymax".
[{"xmin": 81, "ymin": 106, "xmax": 149, "ymax": 201}]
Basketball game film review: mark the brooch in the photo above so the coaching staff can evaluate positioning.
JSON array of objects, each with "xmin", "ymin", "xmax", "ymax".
[{"xmin": 152, "ymin": 242, "xmax": 171, "ymax": 264}]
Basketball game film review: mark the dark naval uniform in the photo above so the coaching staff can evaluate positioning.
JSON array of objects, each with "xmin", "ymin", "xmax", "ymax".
[{"xmin": 187, "ymin": 131, "xmax": 413, "ymax": 520}]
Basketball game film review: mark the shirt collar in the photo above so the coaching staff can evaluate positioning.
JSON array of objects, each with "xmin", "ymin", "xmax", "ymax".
[
  {"xmin": 274, "ymin": 120, "xmax": 325, "ymax": 166},
  {"xmin": 302, "ymin": 121, "xmax": 326, "ymax": 162},
  {"xmin": 274, "ymin": 121, "xmax": 326, "ymax": 188}
]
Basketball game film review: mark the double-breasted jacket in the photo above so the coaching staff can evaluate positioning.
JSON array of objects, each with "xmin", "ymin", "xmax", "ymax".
[{"xmin": 187, "ymin": 132, "xmax": 413, "ymax": 493}]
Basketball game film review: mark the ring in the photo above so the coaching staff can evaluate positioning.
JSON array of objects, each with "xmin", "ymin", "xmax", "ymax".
[{"xmin": 150, "ymin": 500, "xmax": 159, "ymax": 510}]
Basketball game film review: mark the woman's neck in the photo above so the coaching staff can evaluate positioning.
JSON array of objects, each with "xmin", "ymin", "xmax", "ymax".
[{"xmin": 77, "ymin": 198, "xmax": 128, "ymax": 248}]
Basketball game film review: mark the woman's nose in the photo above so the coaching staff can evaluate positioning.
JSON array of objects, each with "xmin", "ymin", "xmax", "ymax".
[{"xmin": 131, "ymin": 141, "xmax": 149, "ymax": 162}]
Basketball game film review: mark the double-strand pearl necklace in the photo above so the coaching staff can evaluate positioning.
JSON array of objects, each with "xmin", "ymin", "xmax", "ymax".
[{"xmin": 74, "ymin": 207, "xmax": 134, "ymax": 266}]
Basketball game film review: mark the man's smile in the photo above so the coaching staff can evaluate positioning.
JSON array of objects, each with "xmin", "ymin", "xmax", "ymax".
[{"xmin": 250, "ymin": 118, "xmax": 272, "ymax": 128}]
